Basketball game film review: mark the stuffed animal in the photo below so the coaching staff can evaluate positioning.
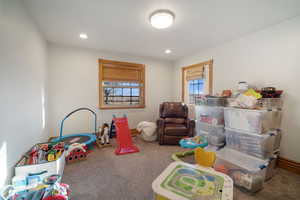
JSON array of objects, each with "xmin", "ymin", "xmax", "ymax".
[{"xmin": 99, "ymin": 123, "xmax": 110, "ymax": 145}]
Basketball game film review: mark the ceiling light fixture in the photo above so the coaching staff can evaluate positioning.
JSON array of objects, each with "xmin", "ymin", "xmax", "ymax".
[
  {"xmin": 150, "ymin": 10, "xmax": 175, "ymax": 29},
  {"xmin": 79, "ymin": 33, "xmax": 88, "ymax": 39},
  {"xmin": 165, "ymin": 49, "xmax": 172, "ymax": 54}
]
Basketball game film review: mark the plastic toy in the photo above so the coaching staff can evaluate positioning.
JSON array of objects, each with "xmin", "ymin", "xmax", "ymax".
[
  {"xmin": 1, "ymin": 175, "xmax": 70, "ymax": 200},
  {"xmin": 194, "ymin": 147, "xmax": 216, "ymax": 167},
  {"xmin": 47, "ymin": 150, "xmax": 57, "ymax": 162},
  {"xmin": 172, "ymin": 148, "xmax": 216, "ymax": 168},
  {"xmin": 99, "ymin": 123, "xmax": 110, "ymax": 145},
  {"xmin": 50, "ymin": 108, "xmax": 97, "ymax": 149},
  {"xmin": 11, "ymin": 176, "xmax": 27, "ymax": 192},
  {"xmin": 152, "ymin": 161, "xmax": 233, "ymax": 200},
  {"xmin": 171, "ymin": 150, "xmax": 195, "ymax": 162},
  {"xmin": 28, "ymin": 146, "xmax": 39, "ymax": 165},
  {"xmin": 65, "ymin": 143, "xmax": 87, "ymax": 163},
  {"xmin": 244, "ymin": 88, "xmax": 262, "ymax": 99},
  {"xmin": 179, "ymin": 136, "xmax": 208, "ymax": 149},
  {"xmin": 113, "ymin": 115, "xmax": 139, "ymax": 155}
]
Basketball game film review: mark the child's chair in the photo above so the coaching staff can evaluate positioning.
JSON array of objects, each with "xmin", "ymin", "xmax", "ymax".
[{"xmin": 194, "ymin": 147, "xmax": 216, "ymax": 167}]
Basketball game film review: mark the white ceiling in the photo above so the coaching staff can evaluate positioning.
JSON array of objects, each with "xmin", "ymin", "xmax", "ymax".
[{"xmin": 24, "ymin": 0, "xmax": 300, "ymax": 61}]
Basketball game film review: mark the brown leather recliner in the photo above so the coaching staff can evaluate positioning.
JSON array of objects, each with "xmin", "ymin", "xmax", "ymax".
[{"xmin": 157, "ymin": 102, "xmax": 195, "ymax": 145}]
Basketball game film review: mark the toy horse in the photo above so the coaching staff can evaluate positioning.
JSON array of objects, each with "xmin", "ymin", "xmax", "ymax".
[{"xmin": 99, "ymin": 123, "xmax": 110, "ymax": 145}]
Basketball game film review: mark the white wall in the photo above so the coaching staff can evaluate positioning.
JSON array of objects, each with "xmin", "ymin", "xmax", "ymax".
[
  {"xmin": 0, "ymin": 0, "xmax": 48, "ymax": 187},
  {"xmin": 48, "ymin": 44, "xmax": 173, "ymax": 136},
  {"xmin": 173, "ymin": 16, "xmax": 300, "ymax": 162}
]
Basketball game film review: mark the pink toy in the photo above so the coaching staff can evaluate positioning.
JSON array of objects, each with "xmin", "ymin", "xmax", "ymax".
[{"xmin": 113, "ymin": 116, "xmax": 139, "ymax": 155}]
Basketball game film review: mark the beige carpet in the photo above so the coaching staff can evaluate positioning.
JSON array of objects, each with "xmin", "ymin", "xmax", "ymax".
[{"xmin": 62, "ymin": 137, "xmax": 300, "ymax": 200}]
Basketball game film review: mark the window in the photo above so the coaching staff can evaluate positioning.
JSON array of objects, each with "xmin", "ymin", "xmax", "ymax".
[
  {"xmin": 182, "ymin": 60, "xmax": 213, "ymax": 104},
  {"xmin": 99, "ymin": 59, "xmax": 145, "ymax": 109},
  {"xmin": 188, "ymin": 79, "xmax": 205, "ymax": 104}
]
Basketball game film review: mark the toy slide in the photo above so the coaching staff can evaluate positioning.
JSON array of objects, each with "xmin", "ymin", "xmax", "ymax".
[{"xmin": 113, "ymin": 116, "xmax": 139, "ymax": 155}]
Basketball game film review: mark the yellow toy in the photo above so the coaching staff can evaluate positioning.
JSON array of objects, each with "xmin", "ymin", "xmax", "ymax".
[
  {"xmin": 194, "ymin": 147, "xmax": 216, "ymax": 167},
  {"xmin": 47, "ymin": 151, "xmax": 56, "ymax": 162},
  {"xmin": 244, "ymin": 88, "xmax": 262, "ymax": 99},
  {"xmin": 171, "ymin": 148, "xmax": 216, "ymax": 168}
]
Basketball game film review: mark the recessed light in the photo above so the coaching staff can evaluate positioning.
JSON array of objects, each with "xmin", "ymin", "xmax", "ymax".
[
  {"xmin": 79, "ymin": 33, "xmax": 88, "ymax": 39},
  {"xmin": 165, "ymin": 49, "xmax": 172, "ymax": 54},
  {"xmin": 150, "ymin": 10, "xmax": 175, "ymax": 29}
]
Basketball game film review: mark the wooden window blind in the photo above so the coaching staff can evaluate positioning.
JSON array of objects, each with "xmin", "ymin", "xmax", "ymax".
[
  {"xmin": 182, "ymin": 60, "xmax": 213, "ymax": 103},
  {"xmin": 185, "ymin": 65, "xmax": 205, "ymax": 81},
  {"xmin": 99, "ymin": 59, "xmax": 145, "ymax": 109}
]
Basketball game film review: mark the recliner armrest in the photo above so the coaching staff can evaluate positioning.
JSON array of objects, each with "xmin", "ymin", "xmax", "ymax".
[
  {"xmin": 186, "ymin": 119, "xmax": 195, "ymax": 137},
  {"xmin": 157, "ymin": 118, "xmax": 165, "ymax": 127},
  {"xmin": 186, "ymin": 119, "xmax": 195, "ymax": 128},
  {"xmin": 157, "ymin": 118, "xmax": 166, "ymax": 145}
]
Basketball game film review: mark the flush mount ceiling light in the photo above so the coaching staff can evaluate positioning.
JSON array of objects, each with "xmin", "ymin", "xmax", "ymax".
[
  {"xmin": 150, "ymin": 10, "xmax": 175, "ymax": 29},
  {"xmin": 165, "ymin": 49, "xmax": 172, "ymax": 54},
  {"xmin": 79, "ymin": 33, "xmax": 88, "ymax": 39}
]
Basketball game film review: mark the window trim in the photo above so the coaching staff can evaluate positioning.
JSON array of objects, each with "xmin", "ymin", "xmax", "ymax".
[
  {"xmin": 181, "ymin": 60, "xmax": 213, "ymax": 103},
  {"xmin": 99, "ymin": 59, "xmax": 145, "ymax": 109}
]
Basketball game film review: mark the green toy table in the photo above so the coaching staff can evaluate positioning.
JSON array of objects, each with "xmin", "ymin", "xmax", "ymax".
[{"xmin": 152, "ymin": 162, "xmax": 233, "ymax": 200}]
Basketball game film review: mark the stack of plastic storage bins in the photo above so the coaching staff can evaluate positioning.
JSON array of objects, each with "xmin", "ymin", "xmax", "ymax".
[
  {"xmin": 214, "ymin": 98, "xmax": 282, "ymax": 193},
  {"xmin": 195, "ymin": 97, "xmax": 226, "ymax": 149}
]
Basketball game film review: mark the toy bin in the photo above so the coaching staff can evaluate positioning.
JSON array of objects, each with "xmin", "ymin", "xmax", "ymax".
[
  {"xmin": 195, "ymin": 105, "xmax": 224, "ymax": 125},
  {"xmin": 196, "ymin": 121, "xmax": 224, "ymax": 134},
  {"xmin": 214, "ymin": 148, "xmax": 268, "ymax": 193},
  {"xmin": 197, "ymin": 96, "xmax": 227, "ymax": 106},
  {"xmin": 257, "ymin": 98, "xmax": 283, "ymax": 110},
  {"xmin": 15, "ymin": 151, "xmax": 65, "ymax": 180},
  {"xmin": 225, "ymin": 128, "xmax": 281, "ymax": 159},
  {"xmin": 195, "ymin": 128, "xmax": 209, "ymax": 139},
  {"xmin": 208, "ymin": 133, "xmax": 226, "ymax": 147},
  {"xmin": 224, "ymin": 108, "xmax": 282, "ymax": 133}
]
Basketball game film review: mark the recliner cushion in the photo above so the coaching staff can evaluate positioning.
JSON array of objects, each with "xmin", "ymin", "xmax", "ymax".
[
  {"xmin": 164, "ymin": 118, "xmax": 186, "ymax": 124},
  {"xmin": 164, "ymin": 124, "xmax": 188, "ymax": 136}
]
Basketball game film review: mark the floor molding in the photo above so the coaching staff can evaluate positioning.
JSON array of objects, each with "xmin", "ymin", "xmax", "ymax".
[{"xmin": 278, "ymin": 157, "xmax": 300, "ymax": 175}]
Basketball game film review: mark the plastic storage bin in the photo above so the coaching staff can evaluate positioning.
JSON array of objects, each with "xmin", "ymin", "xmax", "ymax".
[
  {"xmin": 208, "ymin": 133, "xmax": 226, "ymax": 147},
  {"xmin": 225, "ymin": 128, "xmax": 281, "ymax": 159},
  {"xmin": 196, "ymin": 121, "xmax": 224, "ymax": 135},
  {"xmin": 214, "ymin": 148, "xmax": 268, "ymax": 193},
  {"xmin": 265, "ymin": 154, "xmax": 278, "ymax": 181},
  {"xmin": 195, "ymin": 120, "xmax": 225, "ymax": 146},
  {"xmin": 257, "ymin": 98, "xmax": 283, "ymax": 110},
  {"xmin": 196, "ymin": 105, "xmax": 225, "ymax": 125},
  {"xmin": 197, "ymin": 96, "xmax": 227, "ymax": 106},
  {"xmin": 224, "ymin": 107, "xmax": 282, "ymax": 133},
  {"xmin": 15, "ymin": 151, "xmax": 66, "ymax": 180}
]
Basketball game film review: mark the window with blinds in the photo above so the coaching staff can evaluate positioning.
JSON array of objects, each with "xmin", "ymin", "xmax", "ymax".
[
  {"xmin": 99, "ymin": 59, "xmax": 145, "ymax": 109},
  {"xmin": 182, "ymin": 60, "xmax": 213, "ymax": 104}
]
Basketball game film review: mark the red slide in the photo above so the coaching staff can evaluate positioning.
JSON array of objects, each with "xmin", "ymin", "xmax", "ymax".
[{"xmin": 113, "ymin": 117, "xmax": 139, "ymax": 155}]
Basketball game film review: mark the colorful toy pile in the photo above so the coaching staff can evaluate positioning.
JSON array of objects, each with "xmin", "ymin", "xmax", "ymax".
[
  {"xmin": 16, "ymin": 142, "xmax": 65, "ymax": 166},
  {"xmin": 0, "ymin": 175, "xmax": 70, "ymax": 200}
]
